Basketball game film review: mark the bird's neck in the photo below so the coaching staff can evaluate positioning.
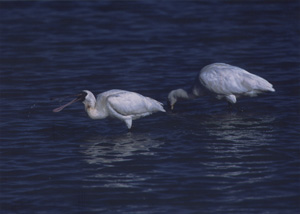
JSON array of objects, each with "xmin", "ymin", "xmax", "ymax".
[
  {"xmin": 85, "ymin": 106, "xmax": 108, "ymax": 120},
  {"xmin": 175, "ymin": 88, "xmax": 196, "ymax": 100},
  {"xmin": 191, "ymin": 79, "xmax": 206, "ymax": 97},
  {"xmin": 83, "ymin": 94, "xmax": 108, "ymax": 120}
]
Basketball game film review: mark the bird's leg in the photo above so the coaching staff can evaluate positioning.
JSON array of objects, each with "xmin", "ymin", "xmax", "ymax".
[
  {"xmin": 227, "ymin": 102, "xmax": 244, "ymax": 113},
  {"xmin": 236, "ymin": 104, "xmax": 244, "ymax": 112},
  {"xmin": 227, "ymin": 101, "xmax": 234, "ymax": 112},
  {"xmin": 124, "ymin": 118, "xmax": 132, "ymax": 129}
]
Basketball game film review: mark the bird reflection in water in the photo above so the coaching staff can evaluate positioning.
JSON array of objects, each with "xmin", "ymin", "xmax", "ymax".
[
  {"xmin": 199, "ymin": 113, "xmax": 276, "ymax": 179},
  {"xmin": 202, "ymin": 113, "xmax": 275, "ymax": 144},
  {"xmin": 81, "ymin": 132, "xmax": 163, "ymax": 165},
  {"xmin": 80, "ymin": 133, "xmax": 163, "ymax": 188}
]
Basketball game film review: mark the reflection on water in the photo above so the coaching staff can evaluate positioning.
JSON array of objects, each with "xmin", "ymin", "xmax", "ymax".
[
  {"xmin": 80, "ymin": 132, "xmax": 163, "ymax": 188},
  {"xmin": 199, "ymin": 113, "xmax": 277, "ymax": 180},
  {"xmin": 203, "ymin": 113, "xmax": 276, "ymax": 144},
  {"xmin": 81, "ymin": 132, "xmax": 163, "ymax": 165}
]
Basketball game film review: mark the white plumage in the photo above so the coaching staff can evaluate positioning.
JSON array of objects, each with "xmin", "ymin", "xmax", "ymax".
[
  {"xmin": 53, "ymin": 89, "xmax": 165, "ymax": 129},
  {"xmin": 168, "ymin": 63, "xmax": 275, "ymax": 109}
]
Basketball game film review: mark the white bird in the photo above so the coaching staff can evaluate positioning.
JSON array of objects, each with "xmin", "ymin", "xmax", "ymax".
[
  {"xmin": 168, "ymin": 63, "xmax": 275, "ymax": 109},
  {"xmin": 53, "ymin": 89, "xmax": 166, "ymax": 129}
]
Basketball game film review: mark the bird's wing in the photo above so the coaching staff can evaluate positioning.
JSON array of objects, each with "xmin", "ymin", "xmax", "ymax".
[
  {"xmin": 200, "ymin": 64, "xmax": 268, "ymax": 95},
  {"xmin": 106, "ymin": 91, "xmax": 164, "ymax": 116}
]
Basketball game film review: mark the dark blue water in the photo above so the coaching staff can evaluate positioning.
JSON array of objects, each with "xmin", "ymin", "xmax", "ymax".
[{"xmin": 1, "ymin": 1, "xmax": 299, "ymax": 213}]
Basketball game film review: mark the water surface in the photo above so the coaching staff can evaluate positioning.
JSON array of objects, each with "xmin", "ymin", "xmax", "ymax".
[{"xmin": 0, "ymin": 1, "xmax": 299, "ymax": 213}]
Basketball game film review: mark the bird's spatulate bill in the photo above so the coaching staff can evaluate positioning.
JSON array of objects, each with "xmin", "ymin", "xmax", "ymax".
[{"xmin": 53, "ymin": 97, "xmax": 81, "ymax": 112}]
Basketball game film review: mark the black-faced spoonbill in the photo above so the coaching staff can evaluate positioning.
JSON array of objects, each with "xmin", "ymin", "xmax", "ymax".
[
  {"xmin": 168, "ymin": 63, "xmax": 275, "ymax": 110},
  {"xmin": 53, "ymin": 89, "xmax": 165, "ymax": 129}
]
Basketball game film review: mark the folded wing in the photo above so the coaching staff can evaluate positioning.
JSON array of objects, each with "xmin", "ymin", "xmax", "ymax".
[{"xmin": 106, "ymin": 91, "xmax": 165, "ymax": 118}]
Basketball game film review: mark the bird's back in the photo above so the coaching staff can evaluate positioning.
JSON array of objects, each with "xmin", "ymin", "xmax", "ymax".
[
  {"xmin": 97, "ymin": 90, "xmax": 165, "ymax": 117},
  {"xmin": 198, "ymin": 63, "xmax": 275, "ymax": 96},
  {"xmin": 95, "ymin": 89, "xmax": 125, "ymax": 110}
]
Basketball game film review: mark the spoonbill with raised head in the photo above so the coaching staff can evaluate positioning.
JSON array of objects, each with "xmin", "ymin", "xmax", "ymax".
[
  {"xmin": 53, "ymin": 89, "xmax": 165, "ymax": 129},
  {"xmin": 168, "ymin": 63, "xmax": 275, "ymax": 110}
]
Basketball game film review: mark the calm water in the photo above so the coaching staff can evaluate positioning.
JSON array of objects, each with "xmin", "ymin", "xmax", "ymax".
[{"xmin": 1, "ymin": 1, "xmax": 299, "ymax": 213}]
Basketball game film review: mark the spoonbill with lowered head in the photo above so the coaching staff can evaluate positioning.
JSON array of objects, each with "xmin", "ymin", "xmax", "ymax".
[
  {"xmin": 168, "ymin": 63, "xmax": 275, "ymax": 110},
  {"xmin": 53, "ymin": 89, "xmax": 165, "ymax": 129}
]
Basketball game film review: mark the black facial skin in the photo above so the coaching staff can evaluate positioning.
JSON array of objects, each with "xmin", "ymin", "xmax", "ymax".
[{"xmin": 77, "ymin": 92, "xmax": 88, "ymax": 102}]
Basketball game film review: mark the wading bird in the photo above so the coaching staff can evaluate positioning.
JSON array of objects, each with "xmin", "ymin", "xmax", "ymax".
[
  {"xmin": 53, "ymin": 89, "xmax": 165, "ymax": 129},
  {"xmin": 168, "ymin": 63, "xmax": 275, "ymax": 110}
]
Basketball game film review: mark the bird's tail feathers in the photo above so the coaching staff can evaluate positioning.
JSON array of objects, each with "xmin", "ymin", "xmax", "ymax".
[
  {"xmin": 146, "ymin": 97, "xmax": 166, "ymax": 112},
  {"xmin": 156, "ymin": 101, "xmax": 166, "ymax": 112},
  {"xmin": 255, "ymin": 75, "xmax": 275, "ymax": 93}
]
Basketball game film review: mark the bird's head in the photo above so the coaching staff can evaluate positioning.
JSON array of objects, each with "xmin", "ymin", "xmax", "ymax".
[
  {"xmin": 167, "ymin": 89, "xmax": 189, "ymax": 110},
  {"xmin": 81, "ymin": 90, "xmax": 96, "ymax": 109},
  {"xmin": 52, "ymin": 91, "xmax": 88, "ymax": 113},
  {"xmin": 167, "ymin": 90, "xmax": 178, "ymax": 110}
]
